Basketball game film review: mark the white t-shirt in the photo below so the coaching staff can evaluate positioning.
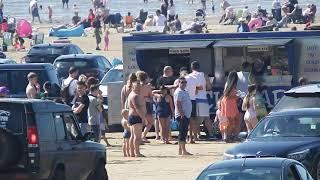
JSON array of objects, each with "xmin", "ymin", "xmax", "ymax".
[
  {"xmin": 185, "ymin": 71, "xmax": 207, "ymax": 100},
  {"xmin": 242, "ymin": 8, "xmax": 250, "ymax": 18},
  {"xmin": 154, "ymin": 14, "xmax": 167, "ymax": 26},
  {"xmin": 62, "ymin": 77, "xmax": 78, "ymax": 96}
]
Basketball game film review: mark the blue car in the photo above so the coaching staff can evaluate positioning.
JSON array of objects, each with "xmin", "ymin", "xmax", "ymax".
[
  {"xmin": 196, "ymin": 158, "xmax": 313, "ymax": 180},
  {"xmin": 224, "ymin": 108, "xmax": 320, "ymax": 179}
]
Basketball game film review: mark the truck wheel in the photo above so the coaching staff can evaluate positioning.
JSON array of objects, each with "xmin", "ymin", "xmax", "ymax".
[
  {"xmin": 0, "ymin": 129, "xmax": 21, "ymax": 170},
  {"xmin": 93, "ymin": 162, "xmax": 108, "ymax": 180},
  {"xmin": 52, "ymin": 168, "xmax": 66, "ymax": 180}
]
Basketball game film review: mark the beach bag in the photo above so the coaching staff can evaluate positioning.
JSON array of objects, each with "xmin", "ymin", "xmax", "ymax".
[{"xmin": 170, "ymin": 118, "xmax": 178, "ymax": 131}]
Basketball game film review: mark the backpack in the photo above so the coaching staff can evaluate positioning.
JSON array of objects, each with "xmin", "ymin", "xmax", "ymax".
[{"xmin": 60, "ymin": 79, "xmax": 75, "ymax": 104}]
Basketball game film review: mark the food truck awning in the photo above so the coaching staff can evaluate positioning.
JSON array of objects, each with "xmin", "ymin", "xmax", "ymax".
[
  {"xmin": 135, "ymin": 41, "xmax": 214, "ymax": 50},
  {"xmin": 213, "ymin": 39, "xmax": 293, "ymax": 47}
]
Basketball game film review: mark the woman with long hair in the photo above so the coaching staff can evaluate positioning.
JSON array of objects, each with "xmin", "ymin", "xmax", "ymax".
[
  {"xmin": 121, "ymin": 73, "xmax": 138, "ymax": 109},
  {"xmin": 242, "ymin": 84, "xmax": 258, "ymax": 133},
  {"xmin": 136, "ymin": 71, "xmax": 154, "ymax": 143},
  {"xmin": 220, "ymin": 71, "xmax": 240, "ymax": 142}
]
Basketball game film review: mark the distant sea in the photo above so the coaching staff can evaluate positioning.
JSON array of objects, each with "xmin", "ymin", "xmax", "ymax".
[{"xmin": 5, "ymin": 0, "xmax": 320, "ymax": 24}]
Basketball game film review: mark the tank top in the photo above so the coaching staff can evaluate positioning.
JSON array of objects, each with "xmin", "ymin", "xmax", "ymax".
[{"xmin": 157, "ymin": 96, "xmax": 170, "ymax": 115}]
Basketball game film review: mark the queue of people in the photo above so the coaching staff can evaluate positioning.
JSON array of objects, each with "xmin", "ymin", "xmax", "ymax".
[{"xmin": 24, "ymin": 67, "xmax": 111, "ymax": 146}]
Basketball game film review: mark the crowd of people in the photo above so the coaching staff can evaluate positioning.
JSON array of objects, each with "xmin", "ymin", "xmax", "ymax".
[
  {"xmin": 218, "ymin": 0, "xmax": 318, "ymax": 32},
  {"xmin": 23, "ymin": 67, "xmax": 111, "ymax": 146}
]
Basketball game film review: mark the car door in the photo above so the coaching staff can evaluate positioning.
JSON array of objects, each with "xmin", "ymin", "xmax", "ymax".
[
  {"xmin": 36, "ymin": 113, "xmax": 57, "ymax": 179},
  {"xmin": 63, "ymin": 113, "xmax": 95, "ymax": 179},
  {"xmin": 53, "ymin": 113, "xmax": 80, "ymax": 180}
]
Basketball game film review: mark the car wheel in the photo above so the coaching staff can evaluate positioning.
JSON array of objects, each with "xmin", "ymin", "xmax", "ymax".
[
  {"xmin": 51, "ymin": 168, "xmax": 66, "ymax": 180},
  {"xmin": 92, "ymin": 162, "xmax": 108, "ymax": 180}
]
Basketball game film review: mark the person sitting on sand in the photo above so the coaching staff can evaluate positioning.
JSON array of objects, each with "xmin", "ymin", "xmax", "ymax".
[
  {"xmin": 143, "ymin": 15, "xmax": 154, "ymax": 29},
  {"xmin": 237, "ymin": 17, "xmax": 249, "ymax": 32},
  {"xmin": 266, "ymin": 15, "xmax": 277, "ymax": 26},
  {"xmin": 248, "ymin": 13, "xmax": 262, "ymax": 31},
  {"xmin": 72, "ymin": 12, "xmax": 81, "ymax": 25},
  {"xmin": 125, "ymin": 12, "xmax": 133, "ymax": 28},
  {"xmin": 121, "ymin": 109, "xmax": 131, "ymax": 157}
]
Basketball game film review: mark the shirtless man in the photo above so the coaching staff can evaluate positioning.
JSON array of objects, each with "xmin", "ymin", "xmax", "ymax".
[
  {"xmin": 26, "ymin": 72, "xmax": 40, "ymax": 99},
  {"xmin": 136, "ymin": 71, "xmax": 153, "ymax": 143},
  {"xmin": 128, "ymin": 80, "xmax": 146, "ymax": 157}
]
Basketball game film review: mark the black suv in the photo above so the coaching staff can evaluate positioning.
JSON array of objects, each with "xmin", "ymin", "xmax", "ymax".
[
  {"xmin": 0, "ymin": 98, "xmax": 107, "ymax": 180},
  {"xmin": 24, "ymin": 43, "xmax": 84, "ymax": 64},
  {"xmin": 272, "ymin": 84, "xmax": 320, "ymax": 113},
  {"xmin": 54, "ymin": 54, "xmax": 112, "ymax": 81},
  {"xmin": 0, "ymin": 63, "xmax": 60, "ymax": 97}
]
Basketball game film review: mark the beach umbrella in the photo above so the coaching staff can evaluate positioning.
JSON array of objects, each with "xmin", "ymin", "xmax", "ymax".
[{"xmin": 16, "ymin": 19, "xmax": 32, "ymax": 38}]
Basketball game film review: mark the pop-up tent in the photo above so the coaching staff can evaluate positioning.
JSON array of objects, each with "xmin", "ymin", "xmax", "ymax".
[{"xmin": 16, "ymin": 19, "xmax": 32, "ymax": 37}]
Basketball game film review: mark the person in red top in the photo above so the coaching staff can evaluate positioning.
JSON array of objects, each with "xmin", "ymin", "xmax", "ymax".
[{"xmin": 88, "ymin": 9, "xmax": 95, "ymax": 27}]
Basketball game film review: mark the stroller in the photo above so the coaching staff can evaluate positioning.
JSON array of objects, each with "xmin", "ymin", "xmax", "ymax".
[{"xmin": 196, "ymin": 9, "xmax": 206, "ymax": 21}]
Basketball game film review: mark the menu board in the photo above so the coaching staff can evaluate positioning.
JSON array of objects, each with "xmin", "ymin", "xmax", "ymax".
[{"xmin": 298, "ymin": 38, "xmax": 320, "ymax": 81}]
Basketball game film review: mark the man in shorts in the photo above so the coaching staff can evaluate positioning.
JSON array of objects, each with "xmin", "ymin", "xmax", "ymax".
[{"xmin": 62, "ymin": 0, "xmax": 69, "ymax": 9}]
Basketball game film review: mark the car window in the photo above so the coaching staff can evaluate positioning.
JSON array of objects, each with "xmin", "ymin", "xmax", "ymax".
[
  {"xmin": 29, "ymin": 46, "xmax": 64, "ymax": 55},
  {"xmin": 74, "ymin": 45, "xmax": 84, "ymax": 54},
  {"xmin": 249, "ymin": 115, "xmax": 320, "ymax": 138},
  {"xmin": 100, "ymin": 69, "xmax": 123, "ymax": 84},
  {"xmin": 295, "ymin": 164, "xmax": 309, "ymax": 180},
  {"xmin": 100, "ymin": 57, "xmax": 112, "ymax": 69},
  {"xmin": 197, "ymin": 167, "xmax": 281, "ymax": 180},
  {"xmin": 287, "ymin": 165, "xmax": 301, "ymax": 180},
  {"xmin": 0, "ymin": 70, "xmax": 49, "ymax": 95},
  {"xmin": 97, "ymin": 58, "xmax": 106, "ymax": 70},
  {"xmin": 63, "ymin": 113, "xmax": 81, "ymax": 140},
  {"xmin": 273, "ymin": 96, "xmax": 320, "ymax": 112},
  {"xmin": 0, "ymin": 103, "xmax": 24, "ymax": 133},
  {"xmin": 54, "ymin": 114, "xmax": 66, "ymax": 140},
  {"xmin": 55, "ymin": 59, "xmax": 96, "ymax": 70},
  {"xmin": 36, "ymin": 113, "xmax": 56, "ymax": 141}
]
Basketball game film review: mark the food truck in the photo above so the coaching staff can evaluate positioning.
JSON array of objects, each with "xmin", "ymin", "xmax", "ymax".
[{"xmin": 107, "ymin": 31, "xmax": 320, "ymax": 127}]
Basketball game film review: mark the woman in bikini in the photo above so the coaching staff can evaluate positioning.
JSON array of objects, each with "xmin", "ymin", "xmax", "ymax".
[{"xmin": 136, "ymin": 71, "xmax": 154, "ymax": 143}]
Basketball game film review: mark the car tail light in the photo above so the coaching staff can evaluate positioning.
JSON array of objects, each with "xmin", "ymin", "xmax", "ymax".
[{"xmin": 27, "ymin": 126, "xmax": 38, "ymax": 145}]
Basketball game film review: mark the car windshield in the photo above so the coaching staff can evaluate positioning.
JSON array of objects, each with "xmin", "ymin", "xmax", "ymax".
[
  {"xmin": 197, "ymin": 167, "xmax": 281, "ymax": 180},
  {"xmin": 100, "ymin": 69, "xmax": 123, "ymax": 84},
  {"xmin": 55, "ymin": 59, "xmax": 97, "ymax": 70},
  {"xmin": 29, "ymin": 46, "xmax": 64, "ymax": 55},
  {"xmin": 273, "ymin": 96, "xmax": 320, "ymax": 112},
  {"xmin": 249, "ymin": 115, "xmax": 320, "ymax": 138}
]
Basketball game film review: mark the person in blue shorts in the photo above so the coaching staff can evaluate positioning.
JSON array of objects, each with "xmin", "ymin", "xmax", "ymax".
[{"xmin": 121, "ymin": 109, "xmax": 131, "ymax": 157}]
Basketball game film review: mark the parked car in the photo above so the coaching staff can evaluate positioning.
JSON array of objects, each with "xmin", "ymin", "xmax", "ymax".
[
  {"xmin": 272, "ymin": 84, "xmax": 320, "ymax": 113},
  {"xmin": 0, "ymin": 98, "xmax": 108, "ymax": 180},
  {"xmin": 99, "ymin": 64, "xmax": 123, "ymax": 128},
  {"xmin": 24, "ymin": 43, "xmax": 84, "ymax": 64},
  {"xmin": 0, "ymin": 59, "xmax": 16, "ymax": 64},
  {"xmin": 223, "ymin": 108, "xmax": 320, "ymax": 179},
  {"xmin": 54, "ymin": 54, "xmax": 112, "ymax": 81},
  {"xmin": 0, "ymin": 63, "xmax": 60, "ymax": 97},
  {"xmin": 197, "ymin": 158, "xmax": 313, "ymax": 180}
]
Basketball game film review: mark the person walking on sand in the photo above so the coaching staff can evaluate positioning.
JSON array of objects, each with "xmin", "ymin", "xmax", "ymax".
[
  {"xmin": 128, "ymin": 81, "xmax": 146, "ymax": 157},
  {"xmin": 93, "ymin": 15, "xmax": 102, "ymax": 50},
  {"xmin": 26, "ymin": 72, "xmax": 40, "ymax": 99},
  {"xmin": 62, "ymin": 0, "xmax": 69, "ymax": 8},
  {"xmin": 174, "ymin": 77, "xmax": 192, "ymax": 155},
  {"xmin": 29, "ymin": 0, "xmax": 41, "ymax": 23},
  {"xmin": 242, "ymin": 84, "xmax": 258, "ymax": 133}
]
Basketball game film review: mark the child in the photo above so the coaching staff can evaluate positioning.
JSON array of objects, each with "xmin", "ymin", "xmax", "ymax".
[
  {"xmin": 215, "ymin": 99, "xmax": 228, "ymax": 141},
  {"xmin": 242, "ymin": 84, "xmax": 258, "ymax": 133},
  {"xmin": 104, "ymin": 29, "xmax": 110, "ymax": 51},
  {"xmin": 121, "ymin": 109, "xmax": 131, "ymax": 157},
  {"xmin": 48, "ymin": 6, "xmax": 52, "ymax": 23}
]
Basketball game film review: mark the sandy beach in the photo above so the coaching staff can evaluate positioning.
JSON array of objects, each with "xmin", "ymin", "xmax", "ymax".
[{"xmin": 106, "ymin": 132, "xmax": 236, "ymax": 180}]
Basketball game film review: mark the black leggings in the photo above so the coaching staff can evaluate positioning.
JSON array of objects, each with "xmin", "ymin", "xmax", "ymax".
[{"xmin": 177, "ymin": 116, "xmax": 190, "ymax": 142}]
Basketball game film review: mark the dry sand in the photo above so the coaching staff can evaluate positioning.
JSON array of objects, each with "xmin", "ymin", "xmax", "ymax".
[{"xmin": 105, "ymin": 132, "xmax": 236, "ymax": 180}]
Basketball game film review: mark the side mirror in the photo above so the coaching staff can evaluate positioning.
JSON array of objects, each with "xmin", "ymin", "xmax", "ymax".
[
  {"xmin": 83, "ymin": 132, "xmax": 95, "ymax": 141},
  {"xmin": 238, "ymin": 132, "xmax": 248, "ymax": 140}
]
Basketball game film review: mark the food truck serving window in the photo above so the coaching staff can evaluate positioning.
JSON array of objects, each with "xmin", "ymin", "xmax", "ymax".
[{"xmin": 215, "ymin": 39, "xmax": 293, "ymax": 86}]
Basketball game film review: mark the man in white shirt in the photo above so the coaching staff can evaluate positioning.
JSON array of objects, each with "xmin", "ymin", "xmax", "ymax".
[
  {"xmin": 154, "ymin": 9, "xmax": 167, "ymax": 27},
  {"xmin": 185, "ymin": 61, "xmax": 213, "ymax": 142},
  {"xmin": 62, "ymin": 67, "xmax": 79, "ymax": 106}
]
